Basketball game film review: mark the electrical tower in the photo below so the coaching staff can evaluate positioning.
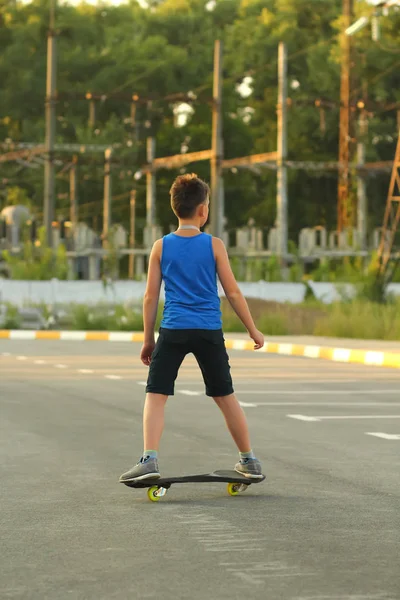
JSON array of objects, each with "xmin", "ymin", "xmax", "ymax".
[{"xmin": 377, "ymin": 131, "xmax": 400, "ymax": 282}]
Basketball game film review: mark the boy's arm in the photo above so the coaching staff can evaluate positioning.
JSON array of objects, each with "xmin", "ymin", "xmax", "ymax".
[
  {"xmin": 141, "ymin": 239, "xmax": 162, "ymax": 365},
  {"xmin": 213, "ymin": 237, "xmax": 264, "ymax": 350}
]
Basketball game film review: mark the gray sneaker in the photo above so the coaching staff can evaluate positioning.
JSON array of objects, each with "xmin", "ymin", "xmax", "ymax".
[
  {"xmin": 234, "ymin": 457, "xmax": 263, "ymax": 479},
  {"xmin": 119, "ymin": 456, "xmax": 160, "ymax": 483}
]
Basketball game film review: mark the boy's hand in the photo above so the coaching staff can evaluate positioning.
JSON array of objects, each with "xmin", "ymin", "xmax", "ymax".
[
  {"xmin": 141, "ymin": 342, "xmax": 155, "ymax": 366},
  {"xmin": 250, "ymin": 329, "xmax": 264, "ymax": 350}
]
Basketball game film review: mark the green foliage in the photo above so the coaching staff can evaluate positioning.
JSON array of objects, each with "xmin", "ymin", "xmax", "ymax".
[
  {"xmin": 0, "ymin": 303, "xmax": 21, "ymax": 329},
  {"xmin": 314, "ymin": 300, "xmax": 400, "ymax": 340},
  {"xmin": 0, "ymin": 0, "xmax": 398, "ymax": 237},
  {"xmin": 4, "ymin": 186, "xmax": 32, "ymax": 209},
  {"xmin": 3, "ymin": 227, "xmax": 69, "ymax": 280}
]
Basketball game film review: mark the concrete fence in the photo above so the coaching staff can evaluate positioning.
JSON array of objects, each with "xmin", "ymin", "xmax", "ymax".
[{"xmin": 1, "ymin": 279, "xmax": 400, "ymax": 307}]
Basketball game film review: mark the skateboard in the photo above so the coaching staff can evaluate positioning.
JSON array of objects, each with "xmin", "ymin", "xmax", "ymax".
[{"xmin": 121, "ymin": 469, "xmax": 266, "ymax": 502}]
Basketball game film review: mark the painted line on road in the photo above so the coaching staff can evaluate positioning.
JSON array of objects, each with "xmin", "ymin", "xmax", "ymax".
[
  {"xmin": 365, "ymin": 432, "xmax": 400, "ymax": 440},
  {"xmin": 2, "ymin": 329, "xmax": 400, "ymax": 369},
  {"xmin": 34, "ymin": 359, "xmax": 47, "ymax": 365},
  {"xmin": 1, "ymin": 352, "xmax": 11, "ymax": 356},
  {"xmin": 240, "ymin": 402, "xmax": 400, "ymax": 407},
  {"xmin": 16, "ymin": 355, "xmax": 27, "ymax": 360},
  {"xmin": 288, "ymin": 414, "xmax": 400, "ymax": 422},
  {"xmin": 287, "ymin": 414, "xmax": 321, "ymax": 421},
  {"xmin": 104, "ymin": 374, "xmax": 122, "ymax": 380},
  {"xmin": 239, "ymin": 401, "xmax": 258, "ymax": 408},
  {"xmin": 54, "ymin": 364, "xmax": 67, "ymax": 369},
  {"xmin": 223, "ymin": 389, "xmax": 400, "ymax": 395},
  {"xmin": 78, "ymin": 369, "xmax": 94, "ymax": 374},
  {"xmin": 178, "ymin": 390, "xmax": 202, "ymax": 396}
]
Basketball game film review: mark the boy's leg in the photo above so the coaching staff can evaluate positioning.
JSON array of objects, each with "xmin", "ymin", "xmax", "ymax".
[
  {"xmin": 213, "ymin": 394, "xmax": 263, "ymax": 478},
  {"xmin": 120, "ymin": 329, "xmax": 187, "ymax": 483},
  {"xmin": 192, "ymin": 330, "xmax": 263, "ymax": 478},
  {"xmin": 213, "ymin": 393, "xmax": 251, "ymax": 452},
  {"xmin": 143, "ymin": 392, "xmax": 168, "ymax": 451}
]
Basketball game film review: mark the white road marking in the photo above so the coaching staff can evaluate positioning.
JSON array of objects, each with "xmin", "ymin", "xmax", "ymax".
[
  {"xmin": 364, "ymin": 351, "xmax": 384, "ymax": 366},
  {"xmin": 332, "ymin": 348, "xmax": 351, "ymax": 362},
  {"xmin": 288, "ymin": 414, "xmax": 400, "ymax": 421},
  {"xmin": 241, "ymin": 402, "xmax": 400, "ymax": 407},
  {"xmin": 178, "ymin": 390, "xmax": 202, "ymax": 396},
  {"xmin": 59, "ymin": 331, "xmax": 86, "ymax": 341},
  {"xmin": 54, "ymin": 364, "xmax": 67, "ymax": 369},
  {"xmin": 278, "ymin": 343, "xmax": 293, "ymax": 355},
  {"xmin": 232, "ymin": 340, "xmax": 247, "ymax": 350},
  {"xmin": 16, "ymin": 356, "xmax": 27, "ymax": 360},
  {"xmin": 78, "ymin": 369, "xmax": 94, "ymax": 374},
  {"xmin": 105, "ymin": 374, "xmax": 122, "ymax": 380},
  {"xmin": 233, "ymin": 389, "xmax": 400, "ymax": 395},
  {"xmin": 9, "ymin": 330, "xmax": 36, "ymax": 340},
  {"xmin": 137, "ymin": 381, "xmax": 147, "ymax": 386},
  {"xmin": 109, "ymin": 332, "xmax": 135, "ymax": 342},
  {"xmin": 34, "ymin": 360, "xmax": 46, "ymax": 365},
  {"xmin": 303, "ymin": 346, "xmax": 320, "ymax": 358},
  {"xmin": 239, "ymin": 401, "xmax": 258, "ymax": 407},
  {"xmin": 1, "ymin": 352, "xmax": 11, "ymax": 356},
  {"xmin": 365, "ymin": 432, "xmax": 400, "ymax": 440},
  {"xmin": 287, "ymin": 414, "xmax": 321, "ymax": 421}
]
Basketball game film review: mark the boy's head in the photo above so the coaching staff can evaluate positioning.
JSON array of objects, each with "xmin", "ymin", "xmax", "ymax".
[{"xmin": 170, "ymin": 173, "xmax": 210, "ymax": 225}]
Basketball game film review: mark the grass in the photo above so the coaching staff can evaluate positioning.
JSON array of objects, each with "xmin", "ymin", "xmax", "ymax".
[
  {"xmin": 221, "ymin": 297, "xmax": 400, "ymax": 341},
  {"xmin": 3, "ymin": 297, "xmax": 400, "ymax": 341}
]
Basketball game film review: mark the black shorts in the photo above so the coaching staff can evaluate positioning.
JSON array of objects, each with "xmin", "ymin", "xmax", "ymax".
[{"xmin": 146, "ymin": 328, "xmax": 234, "ymax": 397}]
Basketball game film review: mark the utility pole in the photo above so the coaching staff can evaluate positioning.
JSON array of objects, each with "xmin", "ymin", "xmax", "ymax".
[
  {"xmin": 102, "ymin": 148, "xmax": 112, "ymax": 248},
  {"xmin": 276, "ymin": 41, "xmax": 288, "ymax": 262},
  {"xmin": 43, "ymin": 0, "xmax": 57, "ymax": 247},
  {"xmin": 86, "ymin": 94, "xmax": 96, "ymax": 128},
  {"xmin": 69, "ymin": 155, "xmax": 78, "ymax": 230},
  {"xmin": 378, "ymin": 131, "xmax": 400, "ymax": 282},
  {"xmin": 357, "ymin": 107, "xmax": 368, "ymax": 250},
  {"xmin": 210, "ymin": 39, "xmax": 223, "ymax": 239},
  {"xmin": 131, "ymin": 95, "xmax": 140, "ymax": 144},
  {"xmin": 146, "ymin": 136, "xmax": 156, "ymax": 234},
  {"xmin": 338, "ymin": 0, "xmax": 354, "ymax": 232},
  {"xmin": 129, "ymin": 189, "xmax": 136, "ymax": 279}
]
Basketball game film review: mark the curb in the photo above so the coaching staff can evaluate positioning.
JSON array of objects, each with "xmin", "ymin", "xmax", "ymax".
[{"xmin": 1, "ymin": 329, "xmax": 400, "ymax": 369}]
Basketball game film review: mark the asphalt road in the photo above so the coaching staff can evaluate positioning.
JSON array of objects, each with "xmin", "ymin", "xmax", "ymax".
[{"xmin": 1, "ymin": 340, "xmax": 400, "ymax": 600}]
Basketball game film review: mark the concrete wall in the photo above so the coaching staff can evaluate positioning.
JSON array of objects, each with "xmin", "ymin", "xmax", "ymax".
[{"xmin": 1, "ymin": 278, "xmax": 400, "ymax": 307}]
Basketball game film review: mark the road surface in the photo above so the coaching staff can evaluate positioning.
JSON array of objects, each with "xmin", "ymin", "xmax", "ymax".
[{"xmin": 1, "ymin": 340, "xmax": 400, "ymax": 600}]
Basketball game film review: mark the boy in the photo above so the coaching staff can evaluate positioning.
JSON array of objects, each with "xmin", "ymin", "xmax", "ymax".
[{"xmin": 120, "ymin": 174, "xmax": 264, "ymax": 483}]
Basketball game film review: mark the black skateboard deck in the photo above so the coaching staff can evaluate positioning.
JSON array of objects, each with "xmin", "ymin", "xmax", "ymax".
[{"xmin": 121, "ymin": 469, "xmax": 265, "ymax": 501}]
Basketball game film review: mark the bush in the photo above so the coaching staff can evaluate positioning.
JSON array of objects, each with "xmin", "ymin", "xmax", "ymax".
[
  {"xmin": 314, "ymin": 299, "xmax": 400, "ymax": 340},
  {"xmin": 0, "ymin": 303, "xmax": 21, "ymax": 329},
  {"xmin": 4, "ymin": 227, "xmax": 68, "ymax": 280}
]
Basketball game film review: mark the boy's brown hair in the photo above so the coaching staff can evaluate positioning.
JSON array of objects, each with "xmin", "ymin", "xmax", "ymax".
[{"xmin": 170, "ymin": 173, "xmax": 210, "ymax": 219}]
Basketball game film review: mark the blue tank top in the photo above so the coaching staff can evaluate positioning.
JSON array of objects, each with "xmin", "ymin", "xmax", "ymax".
[{"xmin": 160, "ymin": 232, "xmax": 222, "ymax": 330}]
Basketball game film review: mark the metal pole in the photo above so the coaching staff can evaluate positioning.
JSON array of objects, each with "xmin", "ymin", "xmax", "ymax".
[
  {"xmin": 210, "ymin": 39, "xmax": 223, "ymax": 239},
  {"xmin": 43, "ymin": 0, "xmax": 57, "ymax": 247},
  {"xmin": 89, "ymin": 99, "xmax": 96, "ymax": 129},
  {"xmin": 146, "ymin": 136, "xmax": 156, "ymax": 230},
  {"xmin": 276, "ymin": 41, "xmax": 288, "ymax": 262},
  {"xmin": 69, "ymin": 155, "xmax": 78, "ymax": 230},
  {"xmin": 338, "ymin": 0, "xmax": 353, "ymax": 232},
  {"xmin": 102, "ymin": 148, "xmax": 112, "ymax": 248},
  {"xmin": 357, "ymin": 110, "xmax": 368, "ymax": 251},
  {"xmin": 129, "ymin": 189, "xmax": 136, "ymax": 279}
]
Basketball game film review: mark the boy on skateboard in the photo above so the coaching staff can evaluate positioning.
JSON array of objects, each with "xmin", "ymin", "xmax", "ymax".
[{"xmin": 120, "ymin": 174, "xmax": 264, "ymax": 483}]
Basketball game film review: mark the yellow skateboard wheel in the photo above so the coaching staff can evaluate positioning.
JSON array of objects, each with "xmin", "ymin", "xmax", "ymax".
[
  {"xmin": 227, "ymin": 482, "xmax": 240, "ymax": 496},
  {"xmin": 147, "ymin": 486, "xmax": 161, "ymax": 502}
]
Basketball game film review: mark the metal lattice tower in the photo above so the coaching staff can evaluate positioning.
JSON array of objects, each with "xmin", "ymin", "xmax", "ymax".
[{"xmin": 378, "ymin": 132, "xmax": 400, "ymax": 280}]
